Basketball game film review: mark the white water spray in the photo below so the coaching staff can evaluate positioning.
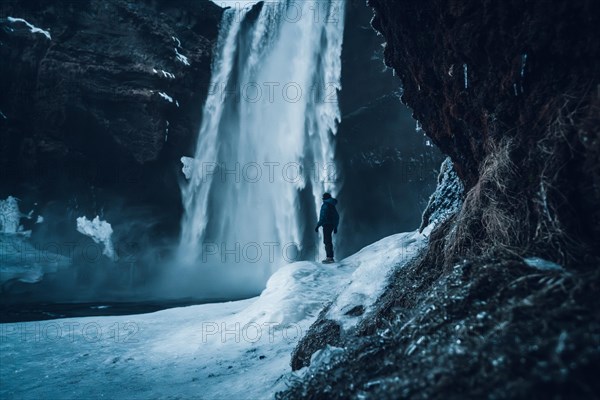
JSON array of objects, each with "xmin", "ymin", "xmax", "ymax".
[{"xmin": 178, "ymin": 1, "xmax": 345, "ymax": 291}]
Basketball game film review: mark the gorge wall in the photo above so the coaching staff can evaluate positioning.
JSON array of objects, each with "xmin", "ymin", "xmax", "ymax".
[
  {"xmin": 0, "ymin": 0, "xmax": 224, "ymax": 303},
  {"xmin": 0, "ymin": 0, "xmax": 223, "ymax": 241}
]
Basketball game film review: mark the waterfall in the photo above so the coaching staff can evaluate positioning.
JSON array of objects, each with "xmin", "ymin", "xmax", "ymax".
[{"xmin": 178, "ymin": 0, "xmax": 345, "ymax": 290}]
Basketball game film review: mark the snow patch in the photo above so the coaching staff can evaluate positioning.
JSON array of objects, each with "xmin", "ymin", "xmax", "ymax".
[
  {"xmin": 416, "ymin": 119, "xmax": 423, "ymax": 133},
  {"xmin": 157, "ymin": 92, "xmax": 179, "ymax": 107},
  {"xmin": 0, "ymin": 229, "xmax": 428, "ymax": 398},
  {"xmin": 76, "ymin": 216, "xmax": 116, "ymax": 261},
  {"xmin": 154, "ymin": 68, "xmax": 175, "ymax": 79},
  {"xmin": 174, "ymin": 47, "xmax": 190, "ymax": 66},
  {"xmin": 7, "ymin": 17, "xmax": 51, "ymax": 40},
  {"xmin": 171, "ymin": 37, "xmax": 189, "ymax": 65},
  {"xmin": 228, "ymin": 261, "xmax": 353, "ymax": 328},
  {"xmin": 0, "ymin": 110, "xmax": 7, "ymax": 119},
  {"xmin": 326, "ymin": 231, "xmax": 427, "ymax": 331},
  {"xmin": 0, "ymin": 196, "xmax": 41, "ymax": 236},
  {"xmin": 158, "ymin": 91, "xmax": 174, "ymax": 103}
]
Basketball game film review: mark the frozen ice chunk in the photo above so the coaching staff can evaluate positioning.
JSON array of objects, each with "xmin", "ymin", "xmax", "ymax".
[
  {"xmin": 181, "ymin": 156, "xmax": 196, "ymax": 180},
  {"xmin": 419, "ymin": 158, "xmax": 464, "ymax": 232},
  {"xmin": 76, "ymin": 216, "xmax": 117, "ymax": 261},
  {"xmin": 0, "ymin": 196, "xmax": 21, "ymax": 233}
]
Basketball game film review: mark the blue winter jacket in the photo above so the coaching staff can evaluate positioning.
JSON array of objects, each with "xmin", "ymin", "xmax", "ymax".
[{"xmin": 316, "ymin": 198, "xmax": 339, "ymax": 230}]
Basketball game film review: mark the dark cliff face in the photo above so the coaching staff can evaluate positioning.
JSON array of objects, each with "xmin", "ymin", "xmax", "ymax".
[
  {"xmin": 367, "ymin": 0, "xmax": 600, "ymax": 267},
  {"xmin": 281, "ymin": 1, "xmax": 600, "ymax": 398},
  {"xmin": 0, "ymin": 0, "xmax": 223, "ymax": 304},
  {"xmin": 0, "ymin": 0, "xmax": 222, "ymax": 236}
]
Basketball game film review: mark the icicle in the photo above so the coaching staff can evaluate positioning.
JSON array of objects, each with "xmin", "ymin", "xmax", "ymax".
[
  {"xmin": 463, "ymin": 63, "xmax": 468, "ymax": 89},
  {"xmin": 519, "ymin": 53, "xmax": 528, "ymax": 94},
  {"xmin": 520, "ymin": 53, "xmax": 528, "ymax": 78},
  {"xmin": 0, "ymin": 196, "xmax": 21, "ymax": 233}
]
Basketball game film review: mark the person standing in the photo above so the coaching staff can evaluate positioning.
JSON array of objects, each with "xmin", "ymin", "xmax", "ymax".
[{"xmin": 315, "ymin": 192, "xmax": 339, "ymax": 263}]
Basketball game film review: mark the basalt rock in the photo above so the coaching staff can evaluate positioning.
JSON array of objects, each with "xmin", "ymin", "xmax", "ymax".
[
  {"xmin": 0, "ymin": 0, "xmax": 222, "ymax": 234},
  {"xmin": 367, "ymin": 0, "xmax": 600, "ymax": 267}
]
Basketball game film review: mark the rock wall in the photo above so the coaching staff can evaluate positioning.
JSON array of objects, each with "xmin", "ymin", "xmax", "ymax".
[
  {"xmin": 367, "ymin": 0, "xmax": 600, "ymax": 267},
  {"xmin": 0, "ymin": 0, "xmax": 223, "ymax": 237}
]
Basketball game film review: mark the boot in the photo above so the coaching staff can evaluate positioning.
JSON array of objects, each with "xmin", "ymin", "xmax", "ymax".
[{"xmin": 322, "ymin": 257, "xmax": 335, "ymax": 264}]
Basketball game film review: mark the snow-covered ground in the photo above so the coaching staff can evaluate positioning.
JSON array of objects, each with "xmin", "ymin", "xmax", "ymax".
[{"xmin": 0, "ymin": 231, "xmax": 427, "ymax": 399}]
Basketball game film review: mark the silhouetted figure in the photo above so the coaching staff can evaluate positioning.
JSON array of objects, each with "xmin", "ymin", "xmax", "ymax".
[{"xmin": 315, "ymin": 192, "xmax": 339, "ymax": 263}]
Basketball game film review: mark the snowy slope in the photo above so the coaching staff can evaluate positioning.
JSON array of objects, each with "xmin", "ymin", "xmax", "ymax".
[{"xmin": 0, "ymin": 231, "xmax": 427, "ymax": 399}]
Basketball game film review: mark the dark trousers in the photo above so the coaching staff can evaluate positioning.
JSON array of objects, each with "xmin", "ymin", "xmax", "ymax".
[{"xmin": 322, "ymin": 224, "xmax": 334, "ymax": 258}]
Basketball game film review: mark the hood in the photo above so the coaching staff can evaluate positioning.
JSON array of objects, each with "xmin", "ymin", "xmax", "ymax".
[{"xmin": 324, "ymin": 198, "xmax": 337, "ymax": 206}]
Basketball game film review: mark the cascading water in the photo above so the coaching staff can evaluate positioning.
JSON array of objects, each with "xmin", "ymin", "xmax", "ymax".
[{"xmin": 178, "ymin": 0, "xmax": 345, "ymax": 293}]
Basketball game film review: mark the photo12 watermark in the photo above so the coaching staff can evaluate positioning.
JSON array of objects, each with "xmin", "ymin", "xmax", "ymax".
[
  {"xmin": 200, "ymin": 321, "xmax": 303, "ymax": 344},
  {"xmin": 0, "ymin": 321, "xmax": 140, "ymax": 344},
  {"xmin": 199, "ymin": 241, "xmax": 302, "ymax": 264},
  {"xmin": 206, "ymin": 81, "xmax": 340, "ymax": 104},
  {"xmin": 181, "ymin": 160, "xmax": 338, "ymax": 185},
  {"xmin": 0, "ymin": 240, "xmax": 141, "ymax": 266}
]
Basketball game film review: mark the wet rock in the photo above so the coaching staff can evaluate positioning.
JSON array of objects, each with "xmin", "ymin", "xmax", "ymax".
[{"xmin": 291, "ymin": 316, "xmax": 342, "ymax": 371}]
